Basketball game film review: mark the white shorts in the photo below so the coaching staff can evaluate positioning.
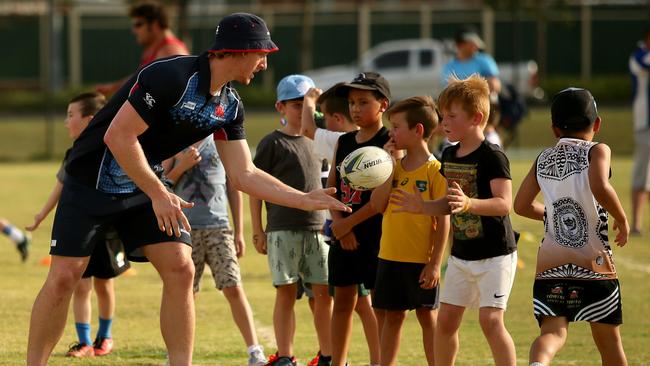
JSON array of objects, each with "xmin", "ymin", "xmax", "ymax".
[{"xmin": 440, "ymin": 251, "xmax": 517, "ymax": 309}]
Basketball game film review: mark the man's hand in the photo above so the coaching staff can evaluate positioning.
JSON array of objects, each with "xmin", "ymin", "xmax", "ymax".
[
  {"xmin": 252, "ymin": 229, "xmax": 267, "ymax": 254},
  {"xmin": 419, "ymin": 262, "xmax": 441, "ymax": 289},
  {"xmin": 25, "ymin": 213, "xmax": 46, "ymax": 231},
  {"xmin": 302, "ymin": 188, "xmax": 351, "ymax": 212},
  {"xmin": 150, "ymin": 191, "xmax": 194, "ymax": 237},
  {"xmin": 339, "ymin": 232, "xmax": 359, "ymax": 251},
  {"xmin": 390, "ymin": 184, "xmax": 425, "ymax": 214},
  {"xmin": 234, "ymin": 232, "xmax": 246, "ymax": 258}
]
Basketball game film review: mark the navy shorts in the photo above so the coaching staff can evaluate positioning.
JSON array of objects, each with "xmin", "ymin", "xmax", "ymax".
[
  {"xmin": 533, "ymin": 278, "xmax": 622, "ymax": 325},
  {"xmin": 51, "ymin": 177, "xmax": 191, "ymax": 262},
  {"xmin": 373, "ymin": 258, "xmax": 439, "ymax": 311}
]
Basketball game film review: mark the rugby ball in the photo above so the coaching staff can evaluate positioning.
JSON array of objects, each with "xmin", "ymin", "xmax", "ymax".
[{"xmin": 339, "ymin": 146, "xmax": 393, "ymax": 191}]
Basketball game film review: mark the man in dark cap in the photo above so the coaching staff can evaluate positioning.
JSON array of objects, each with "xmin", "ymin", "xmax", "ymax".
[{"xmin": 26, "ymin": 13, "xmax": 350, "ymax": 366}]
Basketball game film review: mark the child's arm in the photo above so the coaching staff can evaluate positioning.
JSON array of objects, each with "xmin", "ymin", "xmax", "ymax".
[
  {"xmin": 389, "ymin": 185, "xmax": 450, "ymax": 216},
  {"xmin": 448, "ymin": 179, "xmax": 512, "ymax": 216},
  {"xmin": 300, "ymin": 87, "xmax": 322, "ymax": 140},
  {"xmin": 589, "ymin": 143, "xmax": 629, "ymax": 247},
  {"xmin": 226, "ymin": 176, "xmax": 246, "ymax": 258},
  {"xmin": 249, "ymin": 196, "xmax": 267, "ymax": 254},
  {"xmin": 162, "ymin": 146, "xmax": 201, "ymax": 184},
  {"xmin": 420, "ymin": 214, "xmax": 450, "ymax": 289},
  {"xmin": 369, "ymin": 171, "xmax": 394, "ymax": 214},
  {"xmin": 326, "ymin": 142, "xmax": 361, "ymax": 250},
  {"xmin": 514, "ymin": 163, "xmax": 545, "ymax": 220},
  {"xmin": 26, "ymin": 180, "xmax": 64, "ymax": 231}
]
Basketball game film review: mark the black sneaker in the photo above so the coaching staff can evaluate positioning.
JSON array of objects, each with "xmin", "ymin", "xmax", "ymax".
[
  {"xmin": 16, "ymin": 236, "xmax": 30, "ymax": 262},
  {"xmin": 266, "ymin": 355, "xmax": 297, "ymax": 366}
]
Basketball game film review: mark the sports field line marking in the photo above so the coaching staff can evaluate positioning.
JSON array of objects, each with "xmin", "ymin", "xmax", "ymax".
[
  {"xmin": 254, "ymin": 318, "xmax": 276, "ymax": 349},
  {"xmin": 615, "ymin": 255, "xmax": 650, "ymax": 274}
]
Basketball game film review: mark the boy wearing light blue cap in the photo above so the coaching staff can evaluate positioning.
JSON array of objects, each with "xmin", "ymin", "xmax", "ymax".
[{"xmin": 250, "ymin": 75, "xmax": 333, "ymax": 366}]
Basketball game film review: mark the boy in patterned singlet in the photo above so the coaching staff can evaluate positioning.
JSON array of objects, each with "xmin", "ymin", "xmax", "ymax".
[{"xmin": 514, "ymin": 87, "xmax": 629, "ymax": 366}]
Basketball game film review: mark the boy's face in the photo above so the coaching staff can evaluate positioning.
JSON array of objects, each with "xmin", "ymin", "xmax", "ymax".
[
  {"xmin": 441, "ymin": 102, "xmax": 476, "ymax": 142},
  {"xmin": 131, "ymin": 17, "xmax": 157, "ymax": 46},
  {"xmin": 276, "ymin": 99, "xmax": 304, "ymax": 128},
  {"xmin": 388, "ymin": 111, "xmax": 418, "ymax": 150},
  {"xmin": 232, "ymin": 52, "xmax": 268, "ymax": 85},
  {"xmin": 65, "ymin": 101, "xmax": 91, "ymax": 140},
  {"xmin": 348, "ymin": 89, "xmax": 385, "ymax": 128}
]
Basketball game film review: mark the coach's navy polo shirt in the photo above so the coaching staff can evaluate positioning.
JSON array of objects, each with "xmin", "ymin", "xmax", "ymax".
[{"xmin": 66, "ymin": 53, "xmax": 246, "ymax": 194}]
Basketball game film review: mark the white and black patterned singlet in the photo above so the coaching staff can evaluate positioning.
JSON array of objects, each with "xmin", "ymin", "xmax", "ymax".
[{"xmin": 535, "ymin": 138, "xmax": 617, "ymax": 280}]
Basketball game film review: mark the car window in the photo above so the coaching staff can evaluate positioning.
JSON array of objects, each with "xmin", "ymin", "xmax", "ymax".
[
  {"xmin": 373, "ymin": 50, "xmax": 409, "ymax": 69},
  {"xmin": 419, "ymin": 49, "xmax": 434, "ymax": 68}
]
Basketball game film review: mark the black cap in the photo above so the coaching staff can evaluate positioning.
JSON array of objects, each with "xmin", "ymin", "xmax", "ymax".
[
  {"xmin": 209, "ymin": 13, "xmax": 278, "ymax": 53},
  {"xmin": 337, "ymin": 72, "xmax": 392, "ymax": 101},
  {"xmin": 551, "ymin": 87, "xmax": 598, "ymax": 130}
]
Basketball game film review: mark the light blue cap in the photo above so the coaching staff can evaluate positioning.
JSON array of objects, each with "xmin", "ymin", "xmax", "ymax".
[{"xmin": 276, "ymin": 74, "xmax": 315, "ymax": 102}]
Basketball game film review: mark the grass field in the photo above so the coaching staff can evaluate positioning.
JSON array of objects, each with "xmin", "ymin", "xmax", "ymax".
[{"xmin": 0, "ymin": 107, "xmax": 649, "ymax": 365}]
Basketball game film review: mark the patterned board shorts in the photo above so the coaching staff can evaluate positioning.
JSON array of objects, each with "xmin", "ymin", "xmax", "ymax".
[
  {"xmin": 266, "ymin": 230, "xmax": 329, "ymax": 287},
  {"xmin": 191, "ymin": 228, "xmax": 241, "ymax": 292}
]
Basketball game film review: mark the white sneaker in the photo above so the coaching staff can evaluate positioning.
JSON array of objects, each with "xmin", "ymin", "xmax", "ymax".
[{"xmin": 248, "ymin": 345, "xmax": 267, "ymax": 366}]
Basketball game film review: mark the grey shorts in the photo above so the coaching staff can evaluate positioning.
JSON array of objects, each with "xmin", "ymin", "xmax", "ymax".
[
  {"xmin": 267, "ymin": 230, "xmax": 329, "ymax": 287},
  {"xmin": 632, "ymin": 129, "xmax": 650, "ymax": 191},
  {"xmin": 191, "ymin": 228, "xmax": 241, "ymax": 292}
]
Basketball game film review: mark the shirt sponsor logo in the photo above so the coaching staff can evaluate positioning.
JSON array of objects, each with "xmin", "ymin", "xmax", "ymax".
[
  {"xmin": 144, "ymin": 92, "xmax": 156, "ymax": 109},
  {"xmin": 50, "ymin": 239, "xmax": 57, "ymax": 247},
  {"xmin": 182, "ymin": 101, "xmax": 196, "ymax": 110}
]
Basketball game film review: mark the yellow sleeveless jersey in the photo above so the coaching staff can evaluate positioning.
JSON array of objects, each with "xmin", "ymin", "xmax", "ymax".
[{"xmin": 379, "ymin": 157, "xmax": 447, "ymax": 263}]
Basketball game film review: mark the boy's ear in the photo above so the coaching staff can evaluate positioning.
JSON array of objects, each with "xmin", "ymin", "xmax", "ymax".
[
  {"xmin": 473, "ymin": 112, "xmax": 484, "ymax": 126},
  {"xmin": 592, "ymin": 116, "xmax": 602, "ymax": 133},
  {"xmin": 275, "ymin": 101, "xmax": 284, "ymax": 114},
  {"xmin": 415, "ymin": 122, "xmax": 425, "ymax": 136},
  {"xmin": 380, "ymin": 98, "xmax": 389, "ymax": 112}
]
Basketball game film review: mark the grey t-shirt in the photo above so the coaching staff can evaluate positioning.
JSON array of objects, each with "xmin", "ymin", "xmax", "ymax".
[
  {"xmin": 254, "ymin": 130, "xmax": 325, "ymax": 231},
  {"xmin": 173, "ymin": 137, "xmax": 230, "ymax": 229}
]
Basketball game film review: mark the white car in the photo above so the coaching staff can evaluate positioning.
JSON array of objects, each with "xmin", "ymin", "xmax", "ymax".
[{"xmin": 305, "ymin": 38, "xmax": 542, "ymax": 101}]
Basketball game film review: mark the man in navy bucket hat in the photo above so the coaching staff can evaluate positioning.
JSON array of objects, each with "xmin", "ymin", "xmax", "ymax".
[{"xmin": 26, "ymin": 12, "xmax": 350, "ymax": 366}]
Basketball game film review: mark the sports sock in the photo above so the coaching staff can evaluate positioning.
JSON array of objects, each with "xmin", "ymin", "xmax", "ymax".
[
  {"xmin": 1, "ymin": 224, "xmax": 25, "ymax": 245},
  {"xmin": 247, "ymin": 344, "xmax": 262, "ymax": 354},
  {"xmin": 530, "ymin": 363, "xmax": 545, "ymax": 366},
  {"xmin": 75, "ymin": 322, "xmax": 92, "ymax": 345},
  {"xmin": 97, "ymin": 317, "xmax": 113, "ymax": 339}
]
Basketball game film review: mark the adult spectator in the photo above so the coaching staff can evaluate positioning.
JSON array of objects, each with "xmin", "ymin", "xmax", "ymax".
[
  {"xmin": 95, "ymin": 0, "xmax": 189, "ymax": 96},
  {"xmin": 26, "ymin": 13, "xmax": 349, "ymax": 366},
  {"xmin": 629, "ymin": 25, "xmax": 650, "ymax": 235}
]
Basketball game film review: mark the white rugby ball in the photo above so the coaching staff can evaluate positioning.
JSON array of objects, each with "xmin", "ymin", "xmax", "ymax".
[{"xmin": 339, "ymin": 146, "xmax": 393, "ymax": 191}]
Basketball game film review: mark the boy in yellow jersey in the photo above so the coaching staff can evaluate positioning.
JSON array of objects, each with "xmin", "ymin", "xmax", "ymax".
[{"xmin": 370, "ymin": 96, "xmax": 450, "ymax": 366}]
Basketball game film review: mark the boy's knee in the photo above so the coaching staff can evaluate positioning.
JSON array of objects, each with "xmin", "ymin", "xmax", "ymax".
[
  {"xmin": 48, "ymin": 269, "xmax": 84, "ymax": 294},
  {"xmin": 162, "ymin": 260, "xmax": 195, "ymax": 284}
]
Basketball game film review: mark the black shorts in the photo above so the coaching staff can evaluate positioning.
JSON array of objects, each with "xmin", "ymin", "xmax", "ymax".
[
  {"xmin": 373, "ymin": 258, "xmax": 439, "ymax": 311},
  {"xmin": 51, "ymin": 176, "xmax": 191, "ymax": 262},
  {"xmin": 533, "ymin": 278, "xmax": 622, "ymax": 325},
  {"xmin": 328, "ymin": 239, "xmax": 379, "ymax": 290},
  {"xmin": 82, "ymin": 228, "xmax": 131, "ymax": 279}
]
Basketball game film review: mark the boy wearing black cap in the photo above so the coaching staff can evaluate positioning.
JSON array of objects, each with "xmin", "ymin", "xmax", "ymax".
[
  {"xmin": 26, "ymin": 13, "xmax": 350, "ymax": 366},
  {"xmin": 326, "ymin": 72, "xmax": 391, "ymax": 366},
  {"xmin": 514, "ymin": 87, "xmax": 629, "ymax": 366}
]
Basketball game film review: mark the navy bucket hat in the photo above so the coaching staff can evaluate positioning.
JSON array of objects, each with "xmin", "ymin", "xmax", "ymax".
[{"xmin": 209, "ymin": 13, "xmax": 279, "ymax": 53}]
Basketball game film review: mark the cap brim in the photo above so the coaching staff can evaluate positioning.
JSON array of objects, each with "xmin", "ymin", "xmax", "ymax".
[{"xmin": 209, "ymin": 40, "xmax": 279, "ymax": 53}]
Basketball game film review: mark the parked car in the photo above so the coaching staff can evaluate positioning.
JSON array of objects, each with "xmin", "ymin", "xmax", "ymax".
[{"xmin": 304, "ymin": 38, "xmax": 543, "ymax": 101}]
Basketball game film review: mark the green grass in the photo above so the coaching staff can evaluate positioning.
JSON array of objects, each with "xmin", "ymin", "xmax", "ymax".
[
  {"xmin": 1, "ymin": 157, "xmax": 650, "ymax": 365},
  {"xmin": 0, "ymin": 105, "xmax": 636, "ymax": 161}
]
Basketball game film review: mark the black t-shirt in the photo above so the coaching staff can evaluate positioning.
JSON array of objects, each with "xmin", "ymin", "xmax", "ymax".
[
  {"xmin": 333, "ymin": 127, "xmax": 390, "ymax": 248},
  {"xmin": 66, "ymin": 53, "xmax": 246, "ymax": 194},
  {"xmin": 253, "ymin": 130, "xmax": 324, "ymax": 232},
  {"xmin": 441, "ymin": 140, "xmax": 517, "ymax": 260}
]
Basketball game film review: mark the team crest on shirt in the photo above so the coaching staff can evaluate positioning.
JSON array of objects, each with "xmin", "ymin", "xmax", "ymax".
[
  {"xmin": 215, "ymin": 104, "xmax": 225, "ymax": 117},
  {"xmin": 415, "ymin": 180, "xmax": 427, "ymax": 192},
  {"xmin": 552, "ymin": 197, "xmax": 587, "ymax": 248}
]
